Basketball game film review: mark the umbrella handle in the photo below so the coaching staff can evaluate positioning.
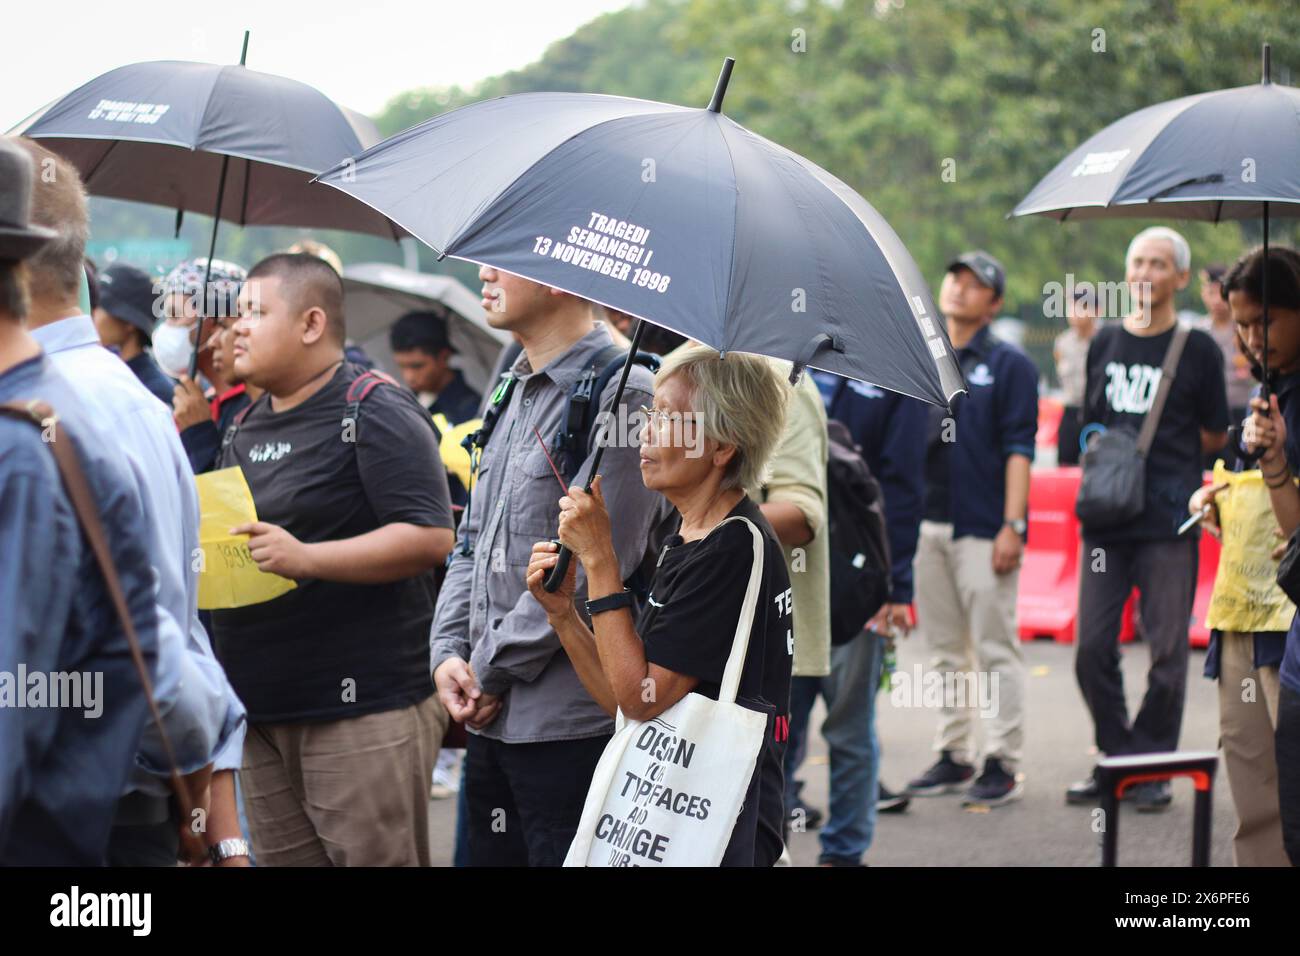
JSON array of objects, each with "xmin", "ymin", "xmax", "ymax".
[
  {"xmin": 544, "ymin": 543, "xmax": 576, "ymax": 595},
  {"xmin": 1229, "ymin": 424, "xmax": 1264, "ymax": 466},
  {"xmin": 542, "ymin": 436, "xmax": 607, "ymax": 595}
]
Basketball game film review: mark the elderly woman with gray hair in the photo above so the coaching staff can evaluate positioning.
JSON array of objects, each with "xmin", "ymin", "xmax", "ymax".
[{"xmin": 526, "ymin": 344, "xmax": 793, "ymax": 866}]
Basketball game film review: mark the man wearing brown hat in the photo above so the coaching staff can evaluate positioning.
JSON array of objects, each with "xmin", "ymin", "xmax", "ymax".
[
  {"xmin": 10, "ymin": 135, "xmax": 247, "ymax": 866},
  {"xmin": 0, "ymin": 139, "xmax": 163, "ymax": 864}
]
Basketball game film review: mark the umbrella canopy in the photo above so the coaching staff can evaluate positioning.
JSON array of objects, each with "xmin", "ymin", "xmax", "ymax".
[
  {"xmin": 12, "ymin": 59, "xmax": 401, "ymax": 238},
  {"xmin": 316, "ymin": 66, "xmax": 964, "ymax": 409},
  {"xmin": 341, "ymin": 261, "xmax": 510, "ymax": 395},
  {"xmin": 1013, "ymin": 43, "xmax": 1292, "ymax": 439},
  {"xmin": 1012, "ymin": 53, "xmax": 1300, "ymax": 222}
]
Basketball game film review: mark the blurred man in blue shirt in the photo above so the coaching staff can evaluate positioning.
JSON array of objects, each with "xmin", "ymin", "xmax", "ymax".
[
  {"xmin": 14, "ymin": 136, "xmax": 248, "ymax": 867},
  {"xmin": 0, "ymin": 139, "xmax": 161, "ymax": 865}
]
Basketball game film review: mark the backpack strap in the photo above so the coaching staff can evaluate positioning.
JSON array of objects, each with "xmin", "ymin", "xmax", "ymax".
[
  {"xmin": 343, "ymin": 369, "xmax": 401, "ymax": 433},
  {"xmin": 460, "ymin": 369, "xmax": 518, "ymax": 461},
  {"xmin": 454, "ymin": 369, "xmax": 518, "ymax": 558},
  {"xmin": 220, "ymin": 393, "xmax": 261, "ymax": 451},
  {"xmin": 555, "ymin": 345, "xmax": 662, "ymax": 479},
  {"xmin": 552, "ymin": 344, "xmax": 622, "ymax": 476}
]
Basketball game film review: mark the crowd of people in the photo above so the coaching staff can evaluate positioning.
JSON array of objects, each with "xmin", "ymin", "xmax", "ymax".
[{"xmin": 1, "ymin": 129, "xmax": 1297, "ymax": 868}]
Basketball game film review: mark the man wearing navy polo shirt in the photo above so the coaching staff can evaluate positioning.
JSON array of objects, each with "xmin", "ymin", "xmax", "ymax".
[{"xmin": 906, "ymin": 251, "xmax": 1037, "ymax": 807}]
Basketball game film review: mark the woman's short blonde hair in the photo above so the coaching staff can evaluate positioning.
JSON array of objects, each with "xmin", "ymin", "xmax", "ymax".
[{"xmin": 654, "ymin": 344, "xmax": 789, "ymax": 491}]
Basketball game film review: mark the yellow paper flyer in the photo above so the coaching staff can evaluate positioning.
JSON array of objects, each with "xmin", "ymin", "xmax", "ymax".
[
  {"xmin": 195, "ymin": 466, "xmax": 297, "ymax": 609},
  {"xmin": 1204, "ymin": 461, "xmax": 1296, "ymax": 633}
]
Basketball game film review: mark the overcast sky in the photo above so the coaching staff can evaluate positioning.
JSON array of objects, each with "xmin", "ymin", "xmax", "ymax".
[{"xmin": 3, "ymin": 0, "xmax": 634, "ymax": 129}]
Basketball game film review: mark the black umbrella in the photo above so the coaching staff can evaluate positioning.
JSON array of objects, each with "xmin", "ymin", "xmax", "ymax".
[
  {"xmin": 1013, "ymin": 43, "xmax": 1296, "ymax": 411},
  {"xmin": 318, "ymin": 57, "xmax": 964, "ymax": 590},
  {"xmin": 12, "ymin": 32, "xmax": 400, "ymax": 375}
]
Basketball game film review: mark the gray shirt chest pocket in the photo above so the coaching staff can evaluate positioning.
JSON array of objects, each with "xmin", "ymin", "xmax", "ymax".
[{"xmin": 507, "ymin": 445, "xmax": 567, "ymax": 539}]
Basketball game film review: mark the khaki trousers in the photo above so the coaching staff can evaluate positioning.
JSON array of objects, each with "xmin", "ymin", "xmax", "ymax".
[
  {"xmin": 913, "ymin": 521, "xmax": 1025, "ymax": 770},
  {"xmin": 241, "ymin": 695, "xmax": 447, "ymax": 866},
  {"xmin": 1218, "ymin": 632, "xmax": 1288, "ymax": 867}
]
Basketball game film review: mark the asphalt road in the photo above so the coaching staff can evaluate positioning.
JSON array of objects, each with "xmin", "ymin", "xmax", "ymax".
[
  {"xmin": 426, "ymin": 635, "xmax": 1239, "ymax": 867},
  {"xmin": 788, "ymin": 634, "xmax": 1235, "ymax": 867}
]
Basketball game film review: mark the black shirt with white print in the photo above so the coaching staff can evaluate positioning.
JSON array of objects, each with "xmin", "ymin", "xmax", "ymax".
[
  {"xmin": 213, "ymin": 363, "xmax": 453, "ymax": 723},
  {"xmin": 635, "ymin": 495, "xmax": 793, "ymax": 866},
  {"xmin": 1083, "ymin": 322, "xmax": 1229, "ymax": 542}
]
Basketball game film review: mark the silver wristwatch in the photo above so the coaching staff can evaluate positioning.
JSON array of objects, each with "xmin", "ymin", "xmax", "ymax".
[{"xmin": 208, "ymin": 837, "xmax": 251, "ymax": 864}]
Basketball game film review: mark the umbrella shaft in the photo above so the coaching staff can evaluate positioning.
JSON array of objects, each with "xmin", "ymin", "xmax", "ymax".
[
  {"xmin": 189, "ymin": 154, "xmax": 233, "ymax": 380},
  {"xmin": 583, "ymin": 317, "xmax": 649, "ymax": 488},
  {"xmin": 1262, "ymin": 202, "xmax": 1270, "ymax": 399},
  {"xmin": 543, "ymin": 316, "xmax": 649, "ymax": 594}
]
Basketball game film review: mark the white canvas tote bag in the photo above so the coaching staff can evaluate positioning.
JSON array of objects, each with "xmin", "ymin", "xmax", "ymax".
[{"xmin": 564, "ymin": 516, "xmax": 770, "ymax": 867}]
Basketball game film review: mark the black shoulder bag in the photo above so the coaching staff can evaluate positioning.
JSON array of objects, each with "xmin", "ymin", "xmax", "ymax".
[{"xmin": 1075, "ymin": 324, "xmax": 1190, "ymax": 530}]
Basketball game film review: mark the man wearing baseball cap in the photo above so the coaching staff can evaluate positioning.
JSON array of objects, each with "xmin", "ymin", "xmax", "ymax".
[
  {"xmin": 906, "ymin": 250, "xmax": 1037, "ymax": 808},
  {"xmin": 93, "ymin": 262, "xmax": 173, "ymax": 406}
]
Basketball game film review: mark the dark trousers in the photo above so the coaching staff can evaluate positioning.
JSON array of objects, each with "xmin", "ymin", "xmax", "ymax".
[
  {"xmin": 464, "ymin": 732, "xmax": 610, "ymax": 867},
  {"xmin": 1076, "ymin": 536, "xmax": 1196, "ymax": 756},
  {"xmin": 106, "ymin": 792, "xmax": 179, "ymax": 866},
  {"xmin": 1058, "ymin": 405, "xmax": 1084, "ymax": 466},
  {"xmin": 1277, "ymin": 683, "xmax": 1300, "ymax": 866}
]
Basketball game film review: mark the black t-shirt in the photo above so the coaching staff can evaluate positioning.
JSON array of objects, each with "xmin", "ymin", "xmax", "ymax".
[
  {"xmin": 1083, "ymin": 323, "xmax": 1229, "ymax": 541},
  {"xmin": 212, "ymin": 363, "xmax": 453, "ymax": 723},
  {"xmin": 923, "ymin": 401, "xmax": 951, "ymax": 521},
  {"xmin": 636, "ymin": 496, "xmax": 792, "ymax": 866}
]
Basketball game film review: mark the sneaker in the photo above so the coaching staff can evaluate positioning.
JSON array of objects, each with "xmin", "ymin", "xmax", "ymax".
[
  {"xmin": 1132, "ymin": 780, "xmax": 1173, "ymax": 813},
  {"xmin": 962, "ymin": 758, "xmax": 1023, "ymax": 807},
  {"xmin": 906, "ymin": 751, "xmax": 975, "ymax": 796},
  {"xmin": 1065, "ymin": 769, "xmax": 1100, "ymax": 805},
  {"xmin": 877, "ymin": 781, "xmax": 911, "ymax": 814},
  {"xmin": 430, "ymin": 748, "xmax": 461, "ymax": 799},
  {"xmin": 787, "ymin": 799, "xmax": 824, "ymax": 830}
]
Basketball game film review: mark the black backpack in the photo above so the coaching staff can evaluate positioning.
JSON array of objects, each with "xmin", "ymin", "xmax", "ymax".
[{"xmin": 824, "ymin": 418, "xmax": 892, "ymax": 645}]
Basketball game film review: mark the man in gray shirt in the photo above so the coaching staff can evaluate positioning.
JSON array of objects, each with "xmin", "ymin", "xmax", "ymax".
[{"xmin": 431, "ymin": 265, "xmax": 662, "ymax": 866}]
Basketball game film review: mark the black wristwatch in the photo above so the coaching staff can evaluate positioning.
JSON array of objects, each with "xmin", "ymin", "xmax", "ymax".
[
  {"xmin": 1003, "ymin": 518, "xmax": 1027, "ymax": 539},
  {"xmin": 586, "ymin": 589, "xmax": 635, "ymax": 616}
]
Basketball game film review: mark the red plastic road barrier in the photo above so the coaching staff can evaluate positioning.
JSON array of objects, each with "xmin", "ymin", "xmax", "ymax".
[
  {"xmin": 1018, "ymin": 466, "xmax": 1216, "ymax": 648},
  {"xmin": 1036, "ymin": 397, "xmax": 1063, "ymax": 449},
  {"xmin": 1018, "ymin": 466, "xmax": 1082, "ymax": 643}
]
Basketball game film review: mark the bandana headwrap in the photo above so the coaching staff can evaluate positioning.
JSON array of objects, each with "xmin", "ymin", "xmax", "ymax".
[{"xmin": 161, "ymin": 257, "xmax": 247, "ymax": 320}]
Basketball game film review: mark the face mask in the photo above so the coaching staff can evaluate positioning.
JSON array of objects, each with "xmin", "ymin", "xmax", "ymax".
[{"xmin": 151, "ymin": 322, "xmax": 193, "ymax": 379}]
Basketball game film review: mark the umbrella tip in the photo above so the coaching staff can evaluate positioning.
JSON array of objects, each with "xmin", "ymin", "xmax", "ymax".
[
  {"xmin": 1262, "ymin": 42, "xmax": 1271, "ymax": 85},
  {"xmin": 240, "ymin": 30, "xmax": 250, "ymax": 67},
  {"xmin": 707, "ymin": 57, "xmax": 736, "ymax": 113}
]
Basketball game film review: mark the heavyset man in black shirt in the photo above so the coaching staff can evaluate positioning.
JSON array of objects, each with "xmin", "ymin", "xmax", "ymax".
[{"xmin": 213, "ymin": 253, "xmax": 456, "ymax": 866}]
